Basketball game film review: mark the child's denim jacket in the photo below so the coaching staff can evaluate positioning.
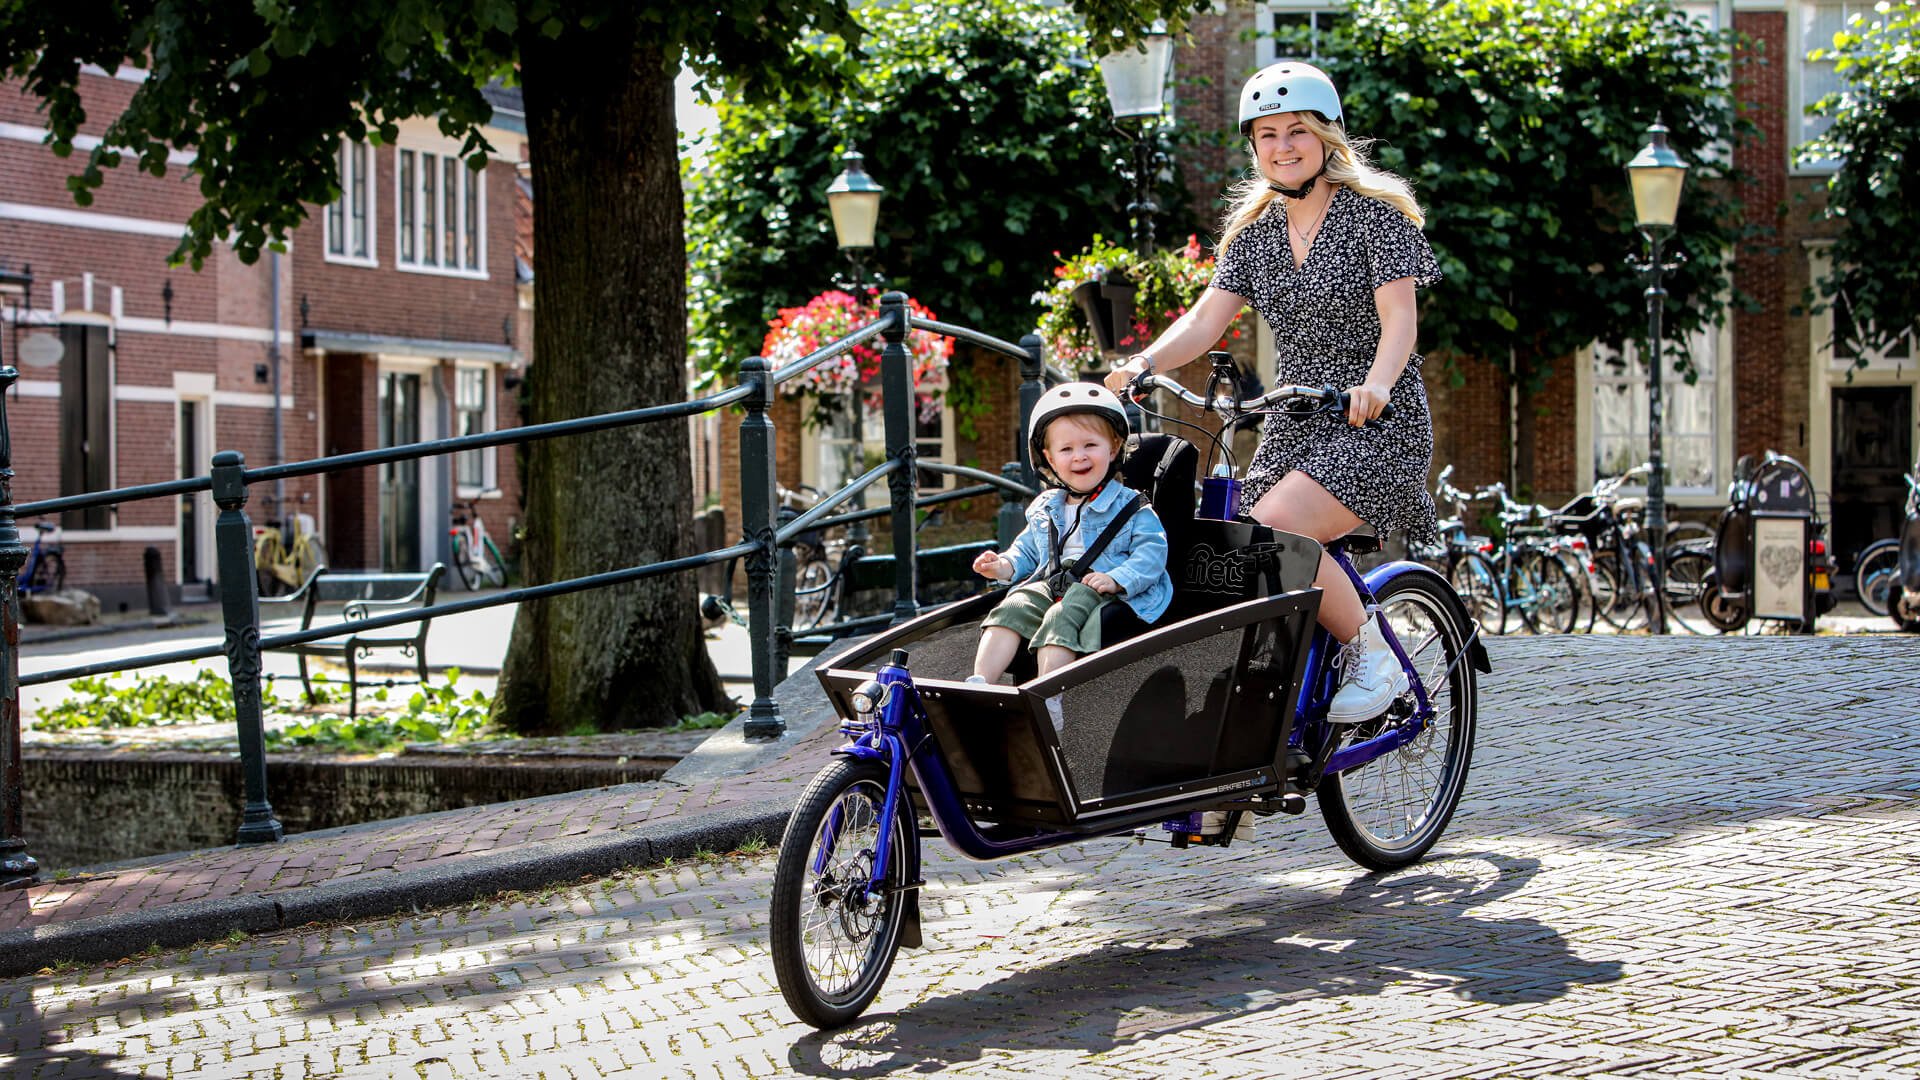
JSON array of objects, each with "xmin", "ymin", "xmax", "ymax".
[{"xmin": 1003, "ymin": 481, "xmax": 1173, "ymax": 624}]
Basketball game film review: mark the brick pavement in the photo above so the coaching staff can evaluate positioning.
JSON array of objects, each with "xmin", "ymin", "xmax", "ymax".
[{"xmin": 3, "ymin": 634, "xmax": 1918, "ymax": 1077}]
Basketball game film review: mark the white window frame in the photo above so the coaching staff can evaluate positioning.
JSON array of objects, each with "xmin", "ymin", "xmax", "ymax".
[
  {"xmin": 323, "ymin": 138, "xmax": 377, "ymax": 267},
  {"xmin": 453, "ymin": 362, "xmax": 499, "ymax": 496},
  {"xmin": 1254, "ymin": 1, "xmax": 1351, "ymax": 66},
  {"xmin": 1792, "ymin": 0, "xmax": 1871, "ymax": 175},
  {"xmin": 393, "ymin": 140, "xmax": 489, "ymax": 280},
  {"xmin": 800, "ymin": 391, "xmax": 958, "ymax": 508},
  {"xmin": 1575, "ymin": 316, "xmax": 1734, "ymax": 507},
  {"xmin": 1805, "ymin": 240, "xmax": 1920, "ymax": 503}
]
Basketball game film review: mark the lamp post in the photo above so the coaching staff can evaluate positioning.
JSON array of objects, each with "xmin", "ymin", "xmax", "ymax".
[
  {"xmin": 1097, "ymin": 23, "xmax": 1174, "ymax": 253},
  {"xmin": 826, "ymin": 147, "xmax": 885, "ymax": 291},
  {"xmin": 1626, "ymin": 118, "xmax": 1689, "ymax": 636}
]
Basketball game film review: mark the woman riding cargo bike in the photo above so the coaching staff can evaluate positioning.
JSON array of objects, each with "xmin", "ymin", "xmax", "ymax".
[{"xmin": 767, "ymin": 61, "xmax": 1488, "ymax": 1030}]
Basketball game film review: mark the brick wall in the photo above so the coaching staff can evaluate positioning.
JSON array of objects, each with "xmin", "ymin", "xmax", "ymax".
[
  {"xmin": 1732, "ymin": 12, "xmax": 1790, "ymax": 459},
  {"xmin": 1174, "ymin": 0, "xmax": 1257, "ymax": 240}
]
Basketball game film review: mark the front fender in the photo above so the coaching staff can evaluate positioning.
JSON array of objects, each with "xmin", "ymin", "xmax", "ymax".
[{"xmin": 1364, "ymin": 559, "xmax": 1492, "ymax": 674}]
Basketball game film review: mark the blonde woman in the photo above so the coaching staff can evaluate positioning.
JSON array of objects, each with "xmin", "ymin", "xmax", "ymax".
[{"xmin": 1104, "ymin": 60, "xmax": 1441, "ymax": 725}]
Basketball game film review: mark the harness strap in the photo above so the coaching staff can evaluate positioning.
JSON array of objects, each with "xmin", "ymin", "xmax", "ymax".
[{"xmin": 1046, "ymin": 492, "xmax": 1148, "ymax": 596}]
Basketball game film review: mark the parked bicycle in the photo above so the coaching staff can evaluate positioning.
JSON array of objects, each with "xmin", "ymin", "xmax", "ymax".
[
  {"xmin": 15, "ymin": 521, "xmax": 64, "ymax": 596},
  {"xmin": 1420, "ymin": 466, "xmax": 1502, "ymax": 635},
  {"xmin": 450, "ymin": 494, "xmax": 508, "ymax": 590},
  {"xmin": 1476, "ymin": 482, "xmax": 1580, "ymax": 635},
  {"xmin": 253, "ymin": 510, "xmax": 327, "ymax": 597},
  {"xmin": 1851, "ymin": 461, "xmax": 1919, "ymax": 625},
  {"xmin": 1550, "ymin": 466, "xmax": 1661, "ymax": 632}
]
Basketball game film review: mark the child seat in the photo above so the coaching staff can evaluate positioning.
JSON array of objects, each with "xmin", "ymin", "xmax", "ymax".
[{"xmin": 1097, "ymin": 433, "xmax": 1198, "ymax": 648}]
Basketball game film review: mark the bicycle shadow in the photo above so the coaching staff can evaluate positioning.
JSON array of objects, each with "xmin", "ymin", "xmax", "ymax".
[{"xmin": 785, "ymin": 852, "xmax": 1621, "ymax": 1077}]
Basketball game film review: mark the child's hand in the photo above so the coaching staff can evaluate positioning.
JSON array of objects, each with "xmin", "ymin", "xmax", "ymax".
[
  {"xmin": 1081, "ymin": 571, "xmax": 1119, "ymax": 595},
  {"xmin": 973, "ymin": 550, "xmax": 1011, "ymax": 581}
]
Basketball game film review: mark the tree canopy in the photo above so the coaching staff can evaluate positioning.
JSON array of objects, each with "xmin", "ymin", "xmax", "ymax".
[
  {"xmin": 685, "ymin": 0, "xmax": 1187, "ymax": 382},
  {"xmin": 1802, "ymin": 0, "xmax": 1920, "ymax": 357},
  {"xmin": 1279, "ymin": 0, "xmax": 1752, "ymax": 388}
]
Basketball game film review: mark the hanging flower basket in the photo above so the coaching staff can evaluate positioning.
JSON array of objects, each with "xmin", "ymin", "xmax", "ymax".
[
  {"xmin": 762, "ymin": 288, "xmax": 953, "ymax": 421},
  {"xmin": 1069, "ymin": 270, "xmax": 1137, "ymax": 361},
  {"xmin": 1034, "ymin": 234, "xmax": 1253, "ymax": 374}
]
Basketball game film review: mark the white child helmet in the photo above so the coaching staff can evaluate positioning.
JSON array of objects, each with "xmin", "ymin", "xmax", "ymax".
[
  {"xmin": 1237, "ymin": 60, "xmax": 1344, "ymax": 136},
  {"xmin": 1026, "ymin": 383, "xmax": 1130, "ymax": 486}
]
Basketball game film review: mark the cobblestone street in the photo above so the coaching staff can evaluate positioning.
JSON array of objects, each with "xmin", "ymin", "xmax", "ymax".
[{"xmin": 4, "ymin": 636, "xmax": 1918, "ymax": 1078}]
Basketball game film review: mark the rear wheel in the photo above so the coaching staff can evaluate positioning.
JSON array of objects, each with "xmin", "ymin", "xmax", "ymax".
[
  {"xmin": 1855, "ymin": 540, "xmax": 1900, "ymax": 617},
  {"xmin": 1448, "ymin": 551, "xmax": 1504, "ymax": 636},
  {"xmin": 1319, "ymin": 570, "xmax": 1477, "ymax": 871},
  {"xmin": 479, "ymin": 538, "xmax": 508, "ymax": 589},
  {"xmin": 1517, "ymin": 549, "xmax": 1578, "ymax": 635},
  {"xmin": 1597, "ymin": 548, "xmax": 1651, "ymax": 631},
  {"xmin": 770, "ymin": 757, "xmax": 912, "ymax": 1029},
  {"xmin": 1664, "ymin": 549, "xmax": 1719, "ymax": 634},
  {"xmin": 453, "ymin": 536, "xmax": 480, "ymax": 590},
  {"xmin": 26, "ymin": 551, "xmax": 64, "ymax": 594}
]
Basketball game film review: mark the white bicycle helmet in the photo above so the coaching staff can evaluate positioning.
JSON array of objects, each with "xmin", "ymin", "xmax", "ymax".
[
  {"xmin": 1026, "ymin": 383, "xmax": 1130, "ymax": 486},
  {"xmin": 1237, "ymin": 60, "xmax": 1343, "ymax": 135}
]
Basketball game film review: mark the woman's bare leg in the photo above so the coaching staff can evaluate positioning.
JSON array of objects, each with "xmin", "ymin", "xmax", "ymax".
[
  {"xmin": 1035, "ymin": 644, "xmax": 1077, "ymax": 676},
  {"xmin": 973, "ymin": 626, "xmax": 1023, "ymax": 682},
  {"xmin": 1248, "ymin": 471, "xmax": 1367, "ymax": 641}
]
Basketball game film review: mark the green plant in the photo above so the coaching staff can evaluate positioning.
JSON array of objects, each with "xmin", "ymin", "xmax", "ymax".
[
  {"xmin": 268, "ymin": 670, "xmax": 495, "ymax": 752},
  {"xmin": 34, "ymin": 669, "xmax": 235, "ymax": 731},
  {"xmin": 1033, "ymin": 233, "xmax": 1256, "ymax": 371},
  {"xmin": 668, "ymin": 711, "xmax": 736, "ymax": 733},
  {"xmin": 1800, "ymin": 0, "xmax": 1920, "ymax": 360}
]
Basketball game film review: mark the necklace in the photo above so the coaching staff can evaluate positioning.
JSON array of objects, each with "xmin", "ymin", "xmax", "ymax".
[{"xmin": 1287, "ymin": 188, "xmax": 1333, "ymax": 249}]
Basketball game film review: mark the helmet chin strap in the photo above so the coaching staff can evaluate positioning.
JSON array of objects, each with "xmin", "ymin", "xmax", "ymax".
[{"xmin": 1268, "ymin": 158, "xmax": 1328, "ymax": 200}]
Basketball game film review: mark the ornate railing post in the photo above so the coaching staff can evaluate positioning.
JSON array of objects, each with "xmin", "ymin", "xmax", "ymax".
[
  {"xmin": 773, "ymin": 538, "xmax": 797, "ymax": 682},
  {"xmin": 998, "ymin": 462, "xmax": 1027, "ymax": 549},
  {"xmin": 0, "ymin": 367, "xmax": 38, "ymax": 889},
  {"xmin": 738, "ymin": 357, "xmax": 786, "ymax": 740},
  {"xmin": 1017, "ymin": 333, "xmax": 1046, "ymax": 488},
  {"xmin": 879, "ymin": 293, "xmax": 919, "ymax": 623},
  {"xmin": 211, "ymin": 451, "xmax": 283, "ymax": 844}
]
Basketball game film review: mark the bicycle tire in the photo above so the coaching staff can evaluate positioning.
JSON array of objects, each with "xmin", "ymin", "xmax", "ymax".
[
  {"xmin": 1319, "ymin": 569, "xmax": 1478, "ymax": 871},
  {"xmin": 481, "ymin": 537, "xmax": 508, "ymax": 588},
  {"xmin": 1556, "ymin": 546, "xmax": 1598, "ymax": 634},
  {"xmin": 294, "ymin": 537, "xmax": 327, "ymax": 586},
  {"xmin": 1596, "ymin": 549, "xmax": 1649, "ymax": 631},
  {"xmin": 1663, "ymin": 549, "xmax": 1719, "ymax": 635},
  {"xmin": 1518, "ymin": 549, "xmax": 1579, "ymax": 635},
  {"xmin": 1448, "ymin": 551, "xmax": 1504, "ymax": 636},
  {"xmin": 770, "ymin": 757, "xmax": 912, "ymax": 1029},
  {"xmin": 1854, "ymin": 539, "xmax": 1900, "ymax": 617},
  {"xmin": 453, "ymin": 535, "xmax": 479, "ymax": 590},
  {"xmin": 793, "ymin": 560, "xmax": 834, "ymax": 628},
  {"xmin": 26, "ymin": 550, "xmax": 64, "ymax": 594}
]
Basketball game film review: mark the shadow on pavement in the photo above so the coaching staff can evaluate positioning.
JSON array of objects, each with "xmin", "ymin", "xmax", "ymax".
[{"xmin": 785, "ymin": 851, "xmax": 1623, "ymax": 1076}]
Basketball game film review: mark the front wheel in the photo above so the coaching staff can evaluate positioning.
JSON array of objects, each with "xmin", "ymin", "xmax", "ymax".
[
  {"xmin": 1448, "ymin": 551, "xmax": 1504, "ymax": 636},
  {"xmin": 1319, "ymin": 569, "xmax": 1478, "ymax": 871},
  {"xmin": 770, "ymin": 757, "xmax": 913, "ymax": 1029},
  {"xmin": 1855, "ymin": 540, "xmax": 1900, "ymax": 617},
  {"xmin": 1517, "ymin": 549, "xmax": 1579, "ymax": 635},
  {"xmin": 1663, "ymin": 549, "xmax": 1720, "ymax": 635},
  {"xmin": 26, "ymin": 550, "xmax": 65, "ymax": 594}
]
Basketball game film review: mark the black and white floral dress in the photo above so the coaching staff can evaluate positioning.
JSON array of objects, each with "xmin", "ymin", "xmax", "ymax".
[{"xmin": 1210, "ymin": 185, "xmax": 1443, "ymax": 548}]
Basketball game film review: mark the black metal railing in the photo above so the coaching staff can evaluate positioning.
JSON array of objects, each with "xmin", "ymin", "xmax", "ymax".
[{"xmin": 0, "ymin": 292, "xmax": 1063, "ymax": 886}]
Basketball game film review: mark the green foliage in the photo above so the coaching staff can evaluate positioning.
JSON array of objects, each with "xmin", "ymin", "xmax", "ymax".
[
  {"xmin": 34, "ymin": 669, "xmax": 235, "ymax": 731},
  {"xmin": 668, "ymin": 710, "xmax": 737, "ymax": 733},
  {"xmin": 1801, "ymin": 0, "xmax": 1920, "ymax": 358},
  {"xmin": 268, "ymin": 671, "xmax": 494, "ymax": 752},
  {"xmin": 1298, "ymin": 0, "xmax": 1752, "ymax": 389},
  {"xmin": 686, "ymin": 0, "xmax": 1193, "ymax": 379}
]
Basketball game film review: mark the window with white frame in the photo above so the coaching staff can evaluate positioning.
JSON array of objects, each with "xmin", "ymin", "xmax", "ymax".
[
  {"xmin": 1255, "ymin": 2, "xmax": 1350, "ymax": 65},
  {"xmin": 1797, "ymin": 0, "xmax": 1870, "ymax": 169},
  {"xmin": 816, "ymin": 390, "xmax": 954, "ymax": 505},
  {"xmin": 1831, "ymin": 296, "xmax": 1916, "ymax": 368},
  {"xmin": 454, "ymin": 365, "xmax": 496, "ymax": 491},
  {"xmin": 1592, "ymin": 329, "xmax": 1720, "ymax": 493},
  {"xmin": 396, "ymin": 146, "xmax": 486, "ymax": 275},
  {"xmin": 325, "ymin": 139, "xmax": 374, "ymax": 264}
]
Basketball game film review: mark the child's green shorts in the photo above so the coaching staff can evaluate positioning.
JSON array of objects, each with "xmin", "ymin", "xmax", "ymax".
[{"xmin": 981, "ymin": 580, "xmax": 1111, "ymax": 654}]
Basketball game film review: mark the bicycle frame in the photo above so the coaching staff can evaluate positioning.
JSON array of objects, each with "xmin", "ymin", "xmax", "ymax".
[{"xmin": 829, "ymin": 547, "xmax": 1459, "ymax": 901}]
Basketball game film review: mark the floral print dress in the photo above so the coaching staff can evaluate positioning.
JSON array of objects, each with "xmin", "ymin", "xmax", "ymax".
[{"xmin": 1210, "ymin": 185, "xmax": 1443, "ymax": 548}]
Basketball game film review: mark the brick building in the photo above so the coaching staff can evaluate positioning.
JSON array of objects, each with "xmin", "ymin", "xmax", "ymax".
[{"xmin": 0, "ymin": 68, "xmax": 529, "ymax": 609}]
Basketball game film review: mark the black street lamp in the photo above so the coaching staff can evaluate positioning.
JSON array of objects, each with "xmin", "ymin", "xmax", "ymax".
[
  {"xmin": 825, "ymin": 148, "xmax": 885, "ymax": 290},
  {"xmin": 1097, "ymin": 23, "xmax": 1174, "ymax": 253},
  {"xmin": 1626, "ymin": 118, "xmax": 1689, "ymax": 636}
]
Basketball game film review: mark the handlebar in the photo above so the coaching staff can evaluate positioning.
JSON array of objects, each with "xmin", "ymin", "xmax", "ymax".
[{"xmin": 1131, "ymin": 372, "xmax": 1395, "ymax": 426}]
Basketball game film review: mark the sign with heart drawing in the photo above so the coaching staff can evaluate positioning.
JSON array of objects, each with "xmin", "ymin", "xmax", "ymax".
[{"xmin": 1751, "ymin": 515, "xmax": 1807, "ymax": 621}]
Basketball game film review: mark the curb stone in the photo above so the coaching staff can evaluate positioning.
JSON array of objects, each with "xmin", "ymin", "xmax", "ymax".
[{"xmin": 0, "ymin": 796, "xmax": 795, "ymax": 979}]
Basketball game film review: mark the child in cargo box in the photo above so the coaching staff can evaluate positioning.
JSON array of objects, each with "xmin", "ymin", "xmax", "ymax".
[{"xmin": 968, "ymin": 384, "xmax": 1173, "ymax": 705}]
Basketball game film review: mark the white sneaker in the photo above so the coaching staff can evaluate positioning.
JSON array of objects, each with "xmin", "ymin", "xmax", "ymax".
[
  {"xmin": 1327, "ymin": 612, "xmax": 1409, "ymax": 724},
  {"xmin": 965, "ymin": 674, "xmax": 989, "ymax": 685}
]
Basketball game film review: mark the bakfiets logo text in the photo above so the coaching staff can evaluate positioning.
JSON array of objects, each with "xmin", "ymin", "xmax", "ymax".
[{"xmin": 1186, "ymin": 542, "xmax": 1288, "ymax": 594}]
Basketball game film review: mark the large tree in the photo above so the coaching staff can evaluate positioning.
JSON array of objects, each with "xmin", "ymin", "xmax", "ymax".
[
  {"xmin": 1, "ymin": 0, "xmax": 1200, "ymax": 732},
  {"xmin": 1801, "ymin": 0, "xmax": 1920, "ymax": 357},
  {"xmin": 1303, "ymin": 0, "xmax": 1753, "ymax": 490}
]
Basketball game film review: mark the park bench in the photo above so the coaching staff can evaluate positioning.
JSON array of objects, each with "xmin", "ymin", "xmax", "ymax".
[{"xmin": 260, "ymin": 564, "xmax": 446, "ymax": 719}]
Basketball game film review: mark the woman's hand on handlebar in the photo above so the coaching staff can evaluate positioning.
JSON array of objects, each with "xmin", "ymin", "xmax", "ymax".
[
  {"xmin": 1346, "ymin": 382, "xmax": 1393, "ymax": 427},
  {"xmin": 1105, "ymin": 355, "xmax": 1153, "ymax": 399}
]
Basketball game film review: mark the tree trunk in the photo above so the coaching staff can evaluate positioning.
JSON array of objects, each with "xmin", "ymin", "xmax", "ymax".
[{"xmin": 496, "ymin": 24, "xmax": 730, "ymax": 733}]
